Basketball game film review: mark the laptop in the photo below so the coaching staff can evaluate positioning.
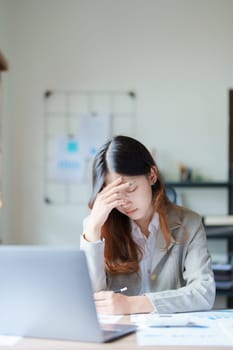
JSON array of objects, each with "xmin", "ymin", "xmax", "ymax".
[{"xmin": 0, "ymin": 246, "xmax": 136, "ymax": 342}]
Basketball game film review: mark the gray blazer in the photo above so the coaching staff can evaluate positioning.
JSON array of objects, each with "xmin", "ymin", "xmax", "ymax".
[{"xmin": 81, "ymin": 204, "xmax": 216, "ymax": 314}]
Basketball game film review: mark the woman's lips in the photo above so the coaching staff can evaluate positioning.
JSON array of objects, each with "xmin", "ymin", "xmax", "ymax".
[{"xmin": 125, "ymin": 209, "xmax": 137, "ymax": 215}]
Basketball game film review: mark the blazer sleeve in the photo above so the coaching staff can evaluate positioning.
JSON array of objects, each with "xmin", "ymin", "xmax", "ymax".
[
  {"xmin": 145, "ymin": 215, "xmax": 216, "ymax": 313},
  {"xmin": 80, "ymin": 217, "xmax": 107, "ymax": 292}
]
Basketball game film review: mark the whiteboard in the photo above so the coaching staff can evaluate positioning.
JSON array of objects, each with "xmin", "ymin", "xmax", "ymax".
[{"xmin": 43, "ymin": 90, "xmax": 136, "ymax": 205}]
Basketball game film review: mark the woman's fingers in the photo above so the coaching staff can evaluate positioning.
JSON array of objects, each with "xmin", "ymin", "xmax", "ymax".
[
  {"xmin": 94, "ymin": 291, "xmax": 128, "ymax": 315},
  {"xmin": 101, "ymin": 178, "xmax": 130, "ymax": 196},
  {"xmin": 94, "ymin": 291, "xmax": 113, "ymax": 300},
  {"xmin": 96, "ymin": 182, "xmax": 129, "ymax": 207},
  {"xmin": 101, "ymin": 177, "xmax": 122, "ymax": 192},
  {"xmin": 89, "ymin": 178, "xmax": 130, "ymax": 231},
  {"xmin": 94, "ymin": 292, "xmax": 115, "ymax": 314}
]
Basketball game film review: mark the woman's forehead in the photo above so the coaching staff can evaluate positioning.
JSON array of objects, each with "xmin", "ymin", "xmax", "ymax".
[{"xmin": 105, "ymin": 172, "xmax": 136, "ymax": 184}]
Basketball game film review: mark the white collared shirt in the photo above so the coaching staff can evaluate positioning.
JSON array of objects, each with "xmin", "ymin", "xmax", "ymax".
[
  {"xmin": 80, "ymin": 212, "xmax": 159, "ymax": 292},
  {"xmin": 131, "ymin": 212, "xmax": 159, "ymax": 293}
]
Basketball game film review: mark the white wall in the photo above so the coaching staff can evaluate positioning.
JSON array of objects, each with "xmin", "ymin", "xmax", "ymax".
[{"xmin": 0, "ymin": 0, "xmax": 233, "ymax": 245}]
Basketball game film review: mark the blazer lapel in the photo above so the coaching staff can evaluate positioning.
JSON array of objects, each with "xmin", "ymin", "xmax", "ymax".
[
  {"xmin": 151, "ymin": 227, "xmax": 175, "ymax": 269},
  {"xmin": 151, "ymin": 204, "xmax": 182, "ymax": 271}
]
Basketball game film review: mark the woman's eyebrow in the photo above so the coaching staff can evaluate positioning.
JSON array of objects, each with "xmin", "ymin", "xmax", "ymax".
[{"xmin": 128, "ymin": 181, "xmax": 136, "ymax": 187}]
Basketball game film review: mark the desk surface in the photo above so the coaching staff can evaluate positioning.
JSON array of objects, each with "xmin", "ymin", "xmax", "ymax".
[
  {"xmin": 3, "ymin": 315, "xmax": 233, "ymax": 350},
  {"xmin": 2, "ymin": 334, "xmax": 232, "ymax": 350}
]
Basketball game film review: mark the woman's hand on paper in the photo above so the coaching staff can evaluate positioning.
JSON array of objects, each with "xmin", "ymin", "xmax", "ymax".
[
  {"xmin": 94, "ymin": 291, "xmax": 155, "ymax": 315},
  {"xmin": 94, "ymin": 290, "xmax": 131, "ymax": 315}
]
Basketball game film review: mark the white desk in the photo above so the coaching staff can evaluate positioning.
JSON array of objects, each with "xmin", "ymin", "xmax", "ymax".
[
  {"xmin": 1, "ymin": 334, "xmax": 233, "ymax": 350},
  {"xmin": 2, "ymin": 313, "xmax": 233, "ymax": 350}
]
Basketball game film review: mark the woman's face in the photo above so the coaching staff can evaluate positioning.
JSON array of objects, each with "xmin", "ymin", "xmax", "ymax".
[{"xmin": 105, "ymin": 168, "xmax": 157, "ymax": 223}]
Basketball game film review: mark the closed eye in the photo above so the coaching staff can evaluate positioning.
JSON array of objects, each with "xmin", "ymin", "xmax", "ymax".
[{"xmin": 127, "ymin": 186, "xmax": 137, "ymax": 193}]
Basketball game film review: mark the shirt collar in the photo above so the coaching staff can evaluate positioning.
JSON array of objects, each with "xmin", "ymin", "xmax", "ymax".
[
  {"xmin": 131, "ymin": 212, "xmax": 159, "ymax": 237},
  {"xmin": 148, "ymin": 212, "xmax": 159, "ymax": 232}
]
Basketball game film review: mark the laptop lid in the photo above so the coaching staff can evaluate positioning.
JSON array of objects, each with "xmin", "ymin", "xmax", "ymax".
[{"xmin": 0, "ymin": 246, "xmax": 136, "ymax": 342}]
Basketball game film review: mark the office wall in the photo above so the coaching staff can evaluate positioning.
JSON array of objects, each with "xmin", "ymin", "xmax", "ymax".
[{"xmin": 0, "ymin": 0, "xmax": 233, "ymax": 245}]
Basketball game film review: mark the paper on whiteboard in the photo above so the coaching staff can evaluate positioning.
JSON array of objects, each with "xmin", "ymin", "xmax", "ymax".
[
  {"xmin": 79, "ymin": 113, "xmax": 111, "ymax": 160},
  {"xmin": 51, "ymin": 137, "xmax": 85, "ymax": 183},
  {"xmin": 50, "ymin": 114, "xmax": 111, "ymax": 183}
]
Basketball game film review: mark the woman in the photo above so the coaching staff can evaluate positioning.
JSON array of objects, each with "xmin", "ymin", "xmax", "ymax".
[{"xmin": 80, "ymin": 135, "xmax": 215, "ymax": 314}]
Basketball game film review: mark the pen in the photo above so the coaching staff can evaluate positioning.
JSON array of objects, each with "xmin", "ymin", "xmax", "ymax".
[{"xmin": 114, "ymin": 287, "xmax": 127, "ymax": 293}]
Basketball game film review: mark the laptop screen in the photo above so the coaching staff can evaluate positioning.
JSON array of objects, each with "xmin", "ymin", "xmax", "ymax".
[{"xmin": 0, "ymin": 246, "xmax": 103, "ymax": 341}]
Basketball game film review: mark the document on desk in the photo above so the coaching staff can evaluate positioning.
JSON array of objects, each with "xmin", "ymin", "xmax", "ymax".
[
  {"xmin": 131, "ymin": 310, "xmax": 233, "ymax": 346},
  {"xmin": 98, "ymin": 314, "xmax": 123, "ymax": 324},
  {"xmin": 0, "ymin": 335, "xmax": 21, "ymax": 346}
]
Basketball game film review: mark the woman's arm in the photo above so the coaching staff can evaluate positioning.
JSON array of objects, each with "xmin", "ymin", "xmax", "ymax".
[
  {"xmin": 94, "ymin": 291, "xmax": 156, "ymax": 315},
  {"xmin": 80, "ymin": 231, "xmax": 107, "ymax": 292},
  {"xmin": 146, "ymin": 217, "xmax": 216, "ymax": 313},
  {"xmin": 80, "ymin": 178, "xmax": 131, "ymax": 290}
]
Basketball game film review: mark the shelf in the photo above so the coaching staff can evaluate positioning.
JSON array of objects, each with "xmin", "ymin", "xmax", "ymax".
[
  {"xmin": 205, "ymin": 226, "xmax": 233, "ymax": 307},
  {"xmin": 215, "ymin": 290, "xmax": 233, "ymax": 297},
  {"xmin": 206, "ymin": 226, "xmax": 233, "ymax": 238},
  {"xmin": 165, "ymin": 180, "xmax": 233, "ymax": 214}
]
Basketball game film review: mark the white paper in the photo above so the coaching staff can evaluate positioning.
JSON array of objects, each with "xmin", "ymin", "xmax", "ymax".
[
  {"xmin": 51, "ymin": 137, "xmax": 85, "ymax": 183},
  {"xmin": 49, "ymin": 114, "xmax": 111, "ymax": 184},
  {"xmin": 136, "ymin": 323, "xmax": 232, "ymax": 346},
  {"xmin": 132, "ymin": 310, "xmax": 233, "ymax": 346},
  {"xmin": 79, "ymin": 113, "xmax": 111, "ymax": 160},
  {"xmin": 0, "ymin": 335, "xmax": 21, "ymax": 346},
  {"xmin": 98, "ymin": 314, "xmax": 123, "ymax": 324},
  {"xmin": 218, "ymin": 318, "xmax": 233, "ymax": 342}
]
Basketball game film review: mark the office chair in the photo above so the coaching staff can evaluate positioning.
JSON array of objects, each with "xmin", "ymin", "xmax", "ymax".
[{"xmin": 165, "ymin": 185, "xmax": 178, "ymax": 204}]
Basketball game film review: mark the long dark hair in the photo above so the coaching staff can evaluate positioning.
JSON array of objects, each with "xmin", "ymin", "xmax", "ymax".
[{"xmin": 88, "ymin": 135, "xmax": 171, "ymax": 274}]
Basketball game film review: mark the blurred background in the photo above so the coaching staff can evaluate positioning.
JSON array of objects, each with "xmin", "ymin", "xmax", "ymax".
[{"xmin": 0, "ymin": 0, "xmax": 232, "ymax": 251}]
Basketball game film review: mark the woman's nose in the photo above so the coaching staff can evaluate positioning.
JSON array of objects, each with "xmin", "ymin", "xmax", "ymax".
[{"xmin": 121, "ymin": 198, "xmax": 131, "ymax": 208}]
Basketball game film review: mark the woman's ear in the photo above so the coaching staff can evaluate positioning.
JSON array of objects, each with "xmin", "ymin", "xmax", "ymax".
[{"xmin": 149, "ymin": 166, "xmax": 158, "ymax": 185}]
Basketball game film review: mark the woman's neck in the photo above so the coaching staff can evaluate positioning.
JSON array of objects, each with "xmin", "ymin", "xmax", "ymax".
[{"xmin": 134, "ymin": 209, "xmax": 154, "ymax": 238}]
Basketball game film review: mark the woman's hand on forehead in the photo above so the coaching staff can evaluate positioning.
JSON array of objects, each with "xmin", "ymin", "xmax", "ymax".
[
  {"xmin": 105, "ymin": 173, "xmax": 135, "ymax": 186},
  {"xmin": 102, "ymin": 176, "xmax": 129, "ymax": 193}
]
